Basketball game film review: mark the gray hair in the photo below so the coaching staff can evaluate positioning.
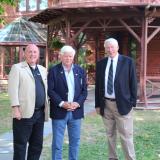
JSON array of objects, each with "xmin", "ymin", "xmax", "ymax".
[
  {"xmin": 60, "ymin": 45, "xmax": 76, "ymax": 56},
  {"xmin": 104, "ymin": 38, "xmax": 119, "ymax": 48}
]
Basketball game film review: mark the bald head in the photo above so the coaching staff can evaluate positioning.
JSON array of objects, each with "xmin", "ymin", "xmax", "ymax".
[{"xmin": 24, "ymin": 44, "xmax": 40, "ymax": 66}]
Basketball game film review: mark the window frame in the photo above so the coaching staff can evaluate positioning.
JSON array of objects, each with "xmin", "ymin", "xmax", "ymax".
[{"xmin": 17, "ymin": 0, "xmax": 48, "ymax": 12}]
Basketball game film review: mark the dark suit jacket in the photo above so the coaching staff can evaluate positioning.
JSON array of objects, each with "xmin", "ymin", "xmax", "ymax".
[
  {"xmin": 95, "ymin": 54, "xmax": 137, "ymax": 116},
  {"xmin": 48, "ymin": 63, "xmax": 88, "ymax": 119}
]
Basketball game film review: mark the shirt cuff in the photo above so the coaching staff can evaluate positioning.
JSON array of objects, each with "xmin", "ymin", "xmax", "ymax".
[{"xmin": 59, "ymin": 101, "xmax": 64, "ymax": 107}]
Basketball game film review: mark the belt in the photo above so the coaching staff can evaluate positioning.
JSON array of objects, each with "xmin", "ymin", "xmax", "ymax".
[{"xmin": 104, "ymin": 97, "xmax": 116, "ymax": 101}]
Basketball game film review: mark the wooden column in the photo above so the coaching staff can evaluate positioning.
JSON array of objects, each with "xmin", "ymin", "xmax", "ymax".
[
  {"xmin": 45, "ymin": 25, "xmax": 50, "ymax": 69},
  {"xmin": 65, "ymin": 18, "xmax": 71, "ymax": 45},
  {"xmin": 95, "ymin": 33, "xmax": 100, "ymax": 62},
  {"xmin": 19, "ymin": 47, "xmax": 24, "ymax": 62},
  {"xmin": 45, "ymin": 46, "xmax": 49, "ymax": 69},
  {"xmin": 139, "ymin": 17, "xmax": 148, "ymax": 106},
  {"xmin": 1, "ymin": 49, "xmax": 5, "ymax": 79}
]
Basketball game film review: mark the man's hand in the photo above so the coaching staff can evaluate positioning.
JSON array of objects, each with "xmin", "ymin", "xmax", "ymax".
[
  {"xmin": 69, "ymin": 102, "xmax": 80, "ymax": 111},
  {"xmin": 95, "ymin": 107, "xmax": 100, "ymax": 115},
  {"xmin": 62, "ymin": 102, "xmax": 80, "ymax": 111},
  {"xmin": 12, "ymin": 106, "xmax": 22, "ymax": 120},
  {"xmin": 62, "ymin": 102, "xmax": 71, "ymax": 110}
]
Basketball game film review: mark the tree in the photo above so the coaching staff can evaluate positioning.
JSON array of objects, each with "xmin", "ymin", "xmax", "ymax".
[{"xmin": 0, "ymin": 0, "xmax": 15, "ymax": 24}]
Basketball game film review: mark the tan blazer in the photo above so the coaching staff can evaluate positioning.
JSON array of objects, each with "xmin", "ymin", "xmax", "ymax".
[{"xmin": 8, "ymin": 61, "xmax": 49, "ymax": 121}]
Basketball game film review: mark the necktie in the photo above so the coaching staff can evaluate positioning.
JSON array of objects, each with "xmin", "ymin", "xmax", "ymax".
[{"xmin": 107, "ymin": 59, "xmax": 113, "ymax": 94}]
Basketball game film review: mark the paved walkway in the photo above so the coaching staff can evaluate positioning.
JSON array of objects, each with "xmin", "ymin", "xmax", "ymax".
[{"xmin": 0, "ymin": 86, "xmax": 95, "ymax": 160}]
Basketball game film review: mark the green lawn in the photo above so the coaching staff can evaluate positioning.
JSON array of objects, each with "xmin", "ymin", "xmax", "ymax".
[
  {"xmin": 42, "ymin": 110, "xmax": 160, "ymax": 160},
  {"xmin": 0, "ymin": 93, "xmax": 12, "ymax": 134},
  {"xmin": 0, "ymin": 93, "xmax": 160, "ymax": 159}
]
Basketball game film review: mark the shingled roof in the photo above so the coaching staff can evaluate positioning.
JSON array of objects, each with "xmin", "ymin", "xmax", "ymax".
[{"xmin": 29, "ymin": 1, "xmax": 160, "ymax": 24}]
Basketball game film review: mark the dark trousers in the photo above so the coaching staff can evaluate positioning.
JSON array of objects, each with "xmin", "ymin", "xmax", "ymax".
[{"xmin": 13, "ymin": 109, "xmax": 44, "ymax": 160}]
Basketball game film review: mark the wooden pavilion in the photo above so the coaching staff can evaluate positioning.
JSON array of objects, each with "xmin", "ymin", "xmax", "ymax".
[
  {"xmin": 0, "ymin": 17, "xmax": 47, "ymax": 90},
  {"xmin": 29, "ymin": 0, "xmax": 160, "ymax": 106}
]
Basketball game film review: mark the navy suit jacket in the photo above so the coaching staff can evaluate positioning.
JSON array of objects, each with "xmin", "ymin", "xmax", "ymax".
[
  {"xmin": 95, "ymin": 54, "xmax": 137, "ymax": 116},
  {"xmin": 48, "ymin": 63, "xmax": 88, "ymax": 119}
]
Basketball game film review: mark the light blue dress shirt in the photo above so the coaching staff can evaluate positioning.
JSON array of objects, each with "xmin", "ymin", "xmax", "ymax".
[{"xmin": 59, "ymin": 65, "xmax": 75, "ymax": 107}]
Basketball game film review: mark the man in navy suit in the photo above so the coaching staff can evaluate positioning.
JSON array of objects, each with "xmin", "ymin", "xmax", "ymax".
[
  {"xmin": 95, "ymin": 38, "xmax": 137, "ymax": 160},
  {"xmin": 48, "ymin": 45, "xmax": 87, "ymax": 160}
]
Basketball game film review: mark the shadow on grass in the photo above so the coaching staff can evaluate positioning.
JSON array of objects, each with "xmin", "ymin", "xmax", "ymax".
[{"xmin": 41, "ymin": 110, "xmax": 160, "ymax": 160}]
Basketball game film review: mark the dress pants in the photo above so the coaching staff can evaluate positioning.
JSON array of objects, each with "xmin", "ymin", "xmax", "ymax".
[
  {"xmin": 13, "ymin": 109, "xmax": 44, "ymax": 160},
  {"xmin": 103, "ymin": 99, "xmax": 136, "ymax": 160},
  {"xmin": 52, "ymin": 111, "xmax": 81, "ymax": 160}
]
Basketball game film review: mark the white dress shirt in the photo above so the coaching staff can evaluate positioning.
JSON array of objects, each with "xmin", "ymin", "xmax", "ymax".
[{"xmin": 105, "ymin": 53, "xmax": 119, "ymax": 99}]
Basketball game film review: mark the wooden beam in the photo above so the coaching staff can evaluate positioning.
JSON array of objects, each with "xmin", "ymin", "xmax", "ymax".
[
  {"xmin": 147, "ymin": 27, "xmax": 160, "ymax": 44},
  {"xmin": 65, "ymin": 17, "xmax": 71, "ymax": 44},
  {"xmin": 118, "ymin": 19, "xmax": 141, "ymax": 43},
  {"xmin": 139, "ymin": 17, "xmax": 148, "ymax": 106},
  {"xmin": 71, "ymin": 26, "xmax": 141, "ymax": 29},
  {"xmin": 70, "ymin": 19, "xmax": 93, "ymax": 43},
  {"xmin": 97, "ymin": 19, "xmax": 112, "ymax": 30}
]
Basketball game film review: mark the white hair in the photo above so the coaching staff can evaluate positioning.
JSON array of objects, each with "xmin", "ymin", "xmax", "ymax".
[
  {"xmin": 104, "ymin": 38, "xmax": 119, "ymax": 48},
  {"xmin": 60, "ymin": 45, "xmax": 76, "ymax": 56}
]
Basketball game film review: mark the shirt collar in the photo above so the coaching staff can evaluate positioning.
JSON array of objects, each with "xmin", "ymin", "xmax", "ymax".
[
  {"xmin": 28, "ymin": 63, "xmax": 37, "ymax": 70},
  {"xmin": 62, "ymin": 64, "xmax": 74, "ymax": 72},
  {"xmin": 109, "ymin": 53, "xmax": 119, "ymax": 62}
]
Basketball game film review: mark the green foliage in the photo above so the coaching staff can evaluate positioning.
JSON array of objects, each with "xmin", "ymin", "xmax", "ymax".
[
  {"xmin": 77, "ymin": 48, "xmax": 95, "ymax": 71},
  {"xmin": 0, "ymin": 0, "xmax": 16, "ymax": 24},
  {"xmin": 0, "ymin": 0, "xmax": 15, "ymax": 13},
  {"xmin": 77, "ymin": 48, "xmax": 86, "ymax": 68},
  {"xmin": 48, "ymin": 61, "xmax": 60, "ymax": 69},
  {"xmin": 50, "ymin": 37, "xmax": 64, "ymax": 50}
]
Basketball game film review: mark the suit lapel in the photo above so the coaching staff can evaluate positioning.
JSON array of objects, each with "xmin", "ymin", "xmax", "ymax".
[
  {"xmin": 22, "ymin": 61, "xmax": 34, "ymax": 79},
  {"xmin": 73, "ymin": 65, "xmax": 79, "ymax": 94},
  {"xmin": 102, "ymin": 58, "xmax": 108, "ymax": 87},
  {"xmin": 37, "ymin": 65, "xmax": 46, "ymax": 85},
  {"xmin": 115, "ymin": 55, "xmax": 123, "ymax": 82},
  {"xmin": 58, "ymin": 63, "xmax": 68, "ymax": 89}
]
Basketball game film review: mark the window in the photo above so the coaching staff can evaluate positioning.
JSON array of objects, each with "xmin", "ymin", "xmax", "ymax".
[
  {"xmin": 18, "ymin": 0, "xmax": 48, "ymax": 12},
  {"xmin": 40, "ymin": 0, "xmax": 48, "ymax": 10},
  {"xmin": 29, "ymin": 0, "xmax": 37, "ymax": 11},
  {"xmin": 19, "ymin": 0, "xmax": 26, "ymax": 11}
]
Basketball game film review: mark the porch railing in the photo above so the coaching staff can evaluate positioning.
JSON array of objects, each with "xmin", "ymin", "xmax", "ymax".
[{"xmin": 55, "ymin": 0, "xmax": 159, "ymax": 5}]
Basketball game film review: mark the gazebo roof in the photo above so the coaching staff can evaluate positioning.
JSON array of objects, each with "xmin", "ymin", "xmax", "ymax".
[
  {"xmin": 29, "ymin": 1, "xmax": 160, "ymax": 24},
  {"xmin": 0, "ymin": 17, "xmax": 47, "ymax": 46}
]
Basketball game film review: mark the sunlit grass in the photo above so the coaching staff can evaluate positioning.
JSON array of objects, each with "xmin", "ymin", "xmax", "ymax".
[
  {"xmin": 0, "ymin": 93, "xmax": 12, "ymax": 134},
  {"xmin": 0, "ymin": 93, "xmax": 159, "ymax": 159},
  {"xmin": 41, "ymin": 110, "xmax": 160, "ymax": 160}
]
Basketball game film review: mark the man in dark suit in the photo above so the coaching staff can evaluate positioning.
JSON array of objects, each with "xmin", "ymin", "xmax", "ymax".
[
  {"xmin": 95, "ymin": 38, "xmax": 137, "ymax": 160},
  {"xmin": 48, "ymin": 45, "xmax": 87, "ymax": 160}
]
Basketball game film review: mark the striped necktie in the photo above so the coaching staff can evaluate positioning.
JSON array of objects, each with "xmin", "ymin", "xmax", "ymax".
[{"xmin": 107, "ymin": 59, "xmax": 113, "ymax": 94}]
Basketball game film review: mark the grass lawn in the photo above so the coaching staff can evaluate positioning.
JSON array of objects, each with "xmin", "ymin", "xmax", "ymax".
[
  {"xmin": 0, "ymin": 93, "xmax": 12, "ymax": 134},
  {"xmin": 41, "ymin": 110, "xmax": 160, "ymax": 160},
  {"xmin": 0, "ymin": 93, "xmax": 160, "ymax": 159}
]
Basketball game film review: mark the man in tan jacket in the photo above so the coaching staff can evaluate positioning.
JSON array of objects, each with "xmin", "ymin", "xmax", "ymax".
[{"xmin": 8, "ymin": 44, "xmax": 48, "ymax": 160}]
